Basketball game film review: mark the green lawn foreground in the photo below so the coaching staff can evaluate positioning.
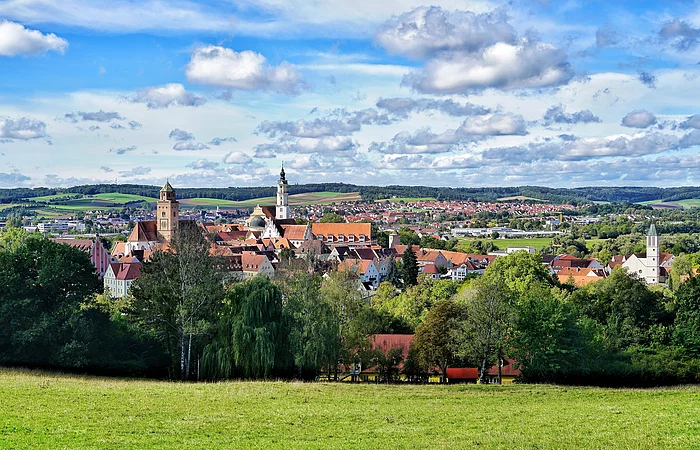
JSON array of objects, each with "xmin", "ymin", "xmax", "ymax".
[{"xmin": 1, "ymin": 369, "xmax": 699, "ymax": 449}]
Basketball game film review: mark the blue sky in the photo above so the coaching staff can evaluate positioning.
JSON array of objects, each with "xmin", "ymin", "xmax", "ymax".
[{"xmin": 3, "ymin": 0, "xmax": 700, "ymax": 188}]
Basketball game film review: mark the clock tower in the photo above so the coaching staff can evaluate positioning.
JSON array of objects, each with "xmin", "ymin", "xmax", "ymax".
[{"xmin": 157, "ymin": 180, "xmax": 179, "ymax": 242}]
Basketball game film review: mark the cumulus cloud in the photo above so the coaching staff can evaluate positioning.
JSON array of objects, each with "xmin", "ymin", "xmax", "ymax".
[
  {"xmin": 223, "ymin": 151, "xmax": 253, "ymax": 164},
  {"xmin": 100, "ymin": 166, "xmax": 113, "ymax": 172},
  {"xmin": 289, "ymin": 136, "xmax": 357, "ymax": 154},
  {"xmin": 659, "ymin": 19, "xmax": 700, "ymax": 51},
  {"xmin": 679, "ymin": 114, "xmax": 700, "ymax": 129},
  {"xmin": 376, "ymin": 7, "xmax": 515, "ymax": 60},
  {"xmin": 109, "ymin": 145, "xmax": 137, "ymax": 155},
  {"xmin": 173, "ymin": 142, "xmax": 209, "ymax": 151},
  {"xmin": 187, "ymin": 159, "xmax": 220, "ymax": 170},
  {"xmin": 0, "ymin": 171, "xmax": 31, "ymax": 186},
  {"xmin": 542, "ymin": 105, "xmax": 601, "ymax": 125},
  {"xmin": 252, "ymin": 144, "xmax": 278, "ymax": 158},
  {"xmin": 256, "ymin": 108, "xmax": 392, "ymax": 138},
  {"xmin": 370, "ymin": 128, "xmax": 466, "ymax": 154},
  {"xmin": 375, "ymin": 97, "xmax": 491, "ymax": 118},
  {"xmin": 460, "ymin": 113, "xmax": 528, "ymax": 135},
  {"xmin": 64, "ymin": 110, "xmax": 123, "ymax": 122},
  {"xmin": 169, "ymin": 128, "xmax": 194, "ymax": 141},
  {"xmin": 373, "ymin": 154, "xmax": 429, "ymax": 170},
  {"xmin": 0, "ymin": 20, "xmax": 68, "ymax": 56},
  {"xmin": 208, "ymin": 136, "xmax": 238, "ymax": 145},
  {"xmin": 119, "ymin": 166, "xmax": 151, "ymax": 177},
  {"xmin": 126, "ymin": 83, "xmax": 205, "ymax": 109},
  {"xmin": 403, "ymin": 39, "xmax": 572, "ymax": 94},
  {"xmin": 169, "ymin": 128, "xmax": 208, "ymax": 150},
  {"xmin": 0, "ymin": 117, "xmax": 47, "ymax": 140},
  {"xmin": 377, "ymin": 6, "xmax": 572, "ymax": 94},
  {"xmin": 480, "ymin": 131, "xmax": 698, "ymax": 164},
  {"xmin": 128, "ymin": 120, "xmax": 142, "ymax": 130},
  {"xmin": 186, "ymin": 45, "xmax": 305, "ymax": 95},
  {"xmin": 621, "ymin": 110, "xmax": 657, "ymax": 128}
]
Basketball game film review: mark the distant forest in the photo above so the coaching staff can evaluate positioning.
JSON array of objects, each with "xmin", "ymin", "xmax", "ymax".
[{"xmin": 2, "ymin": 183, "xmax": 700, "ymax": 205}]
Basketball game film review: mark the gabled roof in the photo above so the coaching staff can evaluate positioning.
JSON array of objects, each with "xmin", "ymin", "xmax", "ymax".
[
  {"xmin": 128, "ymin": 220, "xmax": 158, "ymax": 242},
  {"xmin": 51, "ymin": 238, "xmax": 94, "ymax": 251},
  {"xmin": 422, "ymin": 263, "xmax": 439, "ymax": 274},
  {"xmin": 280, "ymin": 224, "xmax": 308, "ymax": 241},
  {"xmin": 241, "ymin": 251, "xmax": 268, "ymax": 271}
]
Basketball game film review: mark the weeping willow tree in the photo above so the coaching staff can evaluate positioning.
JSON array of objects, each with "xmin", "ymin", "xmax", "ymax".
[{"xmin": 201, "ymin": 277, "xmax": 289, "ymax": 379}]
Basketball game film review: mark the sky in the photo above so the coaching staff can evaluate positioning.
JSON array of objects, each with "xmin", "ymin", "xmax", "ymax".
[{"xmin": 3, "ymin": 1, "xmax": 700, "ymax": 188}]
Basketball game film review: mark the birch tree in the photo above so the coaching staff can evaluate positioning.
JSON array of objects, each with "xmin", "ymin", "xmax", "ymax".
[{"xmin": 130, "ymin": 224, "xmax": 224, "ymax": 379}]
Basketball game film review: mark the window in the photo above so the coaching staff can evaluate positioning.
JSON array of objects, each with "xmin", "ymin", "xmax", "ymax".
[
  {"xmin": 338, "ymin": 234, "xmax": 345, "ymax": 242},
  {"xmin": 161, "ymin": 212, "xmax": 165, "ymax": 217}
]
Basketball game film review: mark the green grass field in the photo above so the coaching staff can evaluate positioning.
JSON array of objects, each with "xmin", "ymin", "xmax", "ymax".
[
  {"xmin": 496, "ymin": 195, "xmax": 545, "ymax": 202},
  {"xmin": 1, "ymin": 369, "xmax": 698, "ymax": 449},
  {"xmin": 639, "ymin": 198, "xmax": 700, "ymax": 209},
  {"xmin": 457, "ymin": 237, "xmax": 555, "ymax": 251},
  {"xmin": 179, "ymin": 192, "xmax": 362, "ymax": 209},
  {"xmin": 28, "ymin": 193, "xmax": 158, "ymax": 208}
]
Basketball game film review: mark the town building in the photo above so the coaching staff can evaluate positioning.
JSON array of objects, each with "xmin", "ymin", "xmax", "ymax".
[{"xmin": 620, "ymin": 224, "xmax": 673, "ymax": 285}]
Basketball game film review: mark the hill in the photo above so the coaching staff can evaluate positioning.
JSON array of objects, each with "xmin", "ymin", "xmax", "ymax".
[
  {"xmin": 4, "ymin": 183, "xmax": 700, "ymax": 207},
  {"xmin": 1, "ymin": 368, "xmax": 698, "ymax": 449}
]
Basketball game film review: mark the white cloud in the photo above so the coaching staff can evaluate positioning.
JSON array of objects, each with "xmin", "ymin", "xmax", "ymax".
[
  {"xmin": 223, "ymin": 151, "xmax": 253, "ymax": 164},
  {"xmin": 289, "ymin": 136, "xmax": 358, "ymax": 154},
  {"xmin": 126, "ymin": 83, "xmax": 205, "ymax": 109},
  {"xmin": 0, "ymin": 20, "xmax": 67, "ymax": 56},
  {"xmin": 460, "ymin": 113, "xmax": 528, "ymax": 135},
  {"xmin": 376, "ymin": 6, "xmax": 515, "ymax": 60},
  {"xmin": 621, "ymin": 110, "xmax": 657, "ymax": 128},
  {"xmin": 0, "ymin": 117, "xmax": 47, "ymax": 140},
  {"xmin": 404, "ymin": 40, "xmax": 572, "ymax": 93},
  {"xmin": 186, "ymin": 46, "xmax": 305, "ymax": 95}
]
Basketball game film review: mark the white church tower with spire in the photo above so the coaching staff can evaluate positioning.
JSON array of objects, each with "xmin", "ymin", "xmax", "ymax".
[{"xmin": 276, "ymin": 164, "xmax": 289, "ymax": 220}]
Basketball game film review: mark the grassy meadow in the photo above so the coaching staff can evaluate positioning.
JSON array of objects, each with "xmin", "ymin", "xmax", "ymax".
[{"xmin": 1, "ymin": 368, "xmax": 699, "ymax": 449}]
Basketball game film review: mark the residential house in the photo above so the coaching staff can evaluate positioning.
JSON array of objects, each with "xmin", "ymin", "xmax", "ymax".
[{"xmin": 104, "ymin": 261, "xmax": 141, "ymax": 297}]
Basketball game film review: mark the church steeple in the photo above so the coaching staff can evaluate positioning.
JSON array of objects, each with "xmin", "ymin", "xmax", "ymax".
[
  {"xmin": 157, "ymin": 180, "xmax": 179, "ymax": 242},
  {"xmin": 276, "ymin": 163, "xmax": 289, "ymax": 220}
]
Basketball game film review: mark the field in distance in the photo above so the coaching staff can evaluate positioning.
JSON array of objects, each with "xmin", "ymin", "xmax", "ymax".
[
  {"xmin": 27, "ymin": 193, "xmax": 158, "ymax": 210},
  {"xmin": 640, "ymin": 198, "xmax": 700, "ymax": 210},
  {"xmin": 1, "ymin": 368, "xmax": 697, "ymax": 449},
  {"xmin": 496, "ymin": 195, "xmax": 546, "ymax": 202},
  {"xmin": 179, "ymin": 191, "xmax": 361, "ymax": 209}
]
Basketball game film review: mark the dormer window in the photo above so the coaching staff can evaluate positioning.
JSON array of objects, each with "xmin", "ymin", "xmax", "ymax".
[{"xmin": 338, "ymin": 234, "xmax": 345, "ymax": 242}]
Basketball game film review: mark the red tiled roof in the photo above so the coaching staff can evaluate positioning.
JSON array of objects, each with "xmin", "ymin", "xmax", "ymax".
[
  {"xmin": 487, "ymin": 358, "xmax": 521, "ymax": 377},
  {"xmin": 281, "ymin": 224, "xmax": 308, "ymax": 241},
  {"xmin": 446, "ymin": 368, "xmax": 479, "ymax": 380}
]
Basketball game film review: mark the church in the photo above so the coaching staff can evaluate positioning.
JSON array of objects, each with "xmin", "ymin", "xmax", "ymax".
[
  {"xmin": 617, "ymin": 224, "xmax": 674, "ymax": 285},
  {"xmin": 112, "ymin": 180, "xmax": 187, "ymax": 261}
]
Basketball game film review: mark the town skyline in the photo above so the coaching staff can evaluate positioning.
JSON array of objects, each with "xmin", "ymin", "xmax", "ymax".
[{"xmin": 3, "ymin": 1, "xmax": 700, "ymax": 188}]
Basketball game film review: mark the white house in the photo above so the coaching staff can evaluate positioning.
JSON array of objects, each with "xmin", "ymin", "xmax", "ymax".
[{"xmin": 104, "ymin": 261, "xmax": 141, "ymax": 297}]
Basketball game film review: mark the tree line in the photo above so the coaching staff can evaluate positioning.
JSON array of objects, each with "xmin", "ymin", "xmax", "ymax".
[
  {"xmin": 8, "ymin": 183, "xmax": 700, "ymax": 205},
  {"xmin": 2, "ymin": 226, "xmax": 700, "ymax": 385}
]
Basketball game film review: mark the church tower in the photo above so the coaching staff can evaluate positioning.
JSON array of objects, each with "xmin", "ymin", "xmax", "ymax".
[
  {"xmin": 157, "ymin": 180, "xmax": 179, "ymax": 242},
  {"xmin": 647, "ymin": 223, "xmax": 660, "ymax": 284},
  {"xmin": 276, "ymin": 164, "xmax": 289, "ymax": 220}
]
